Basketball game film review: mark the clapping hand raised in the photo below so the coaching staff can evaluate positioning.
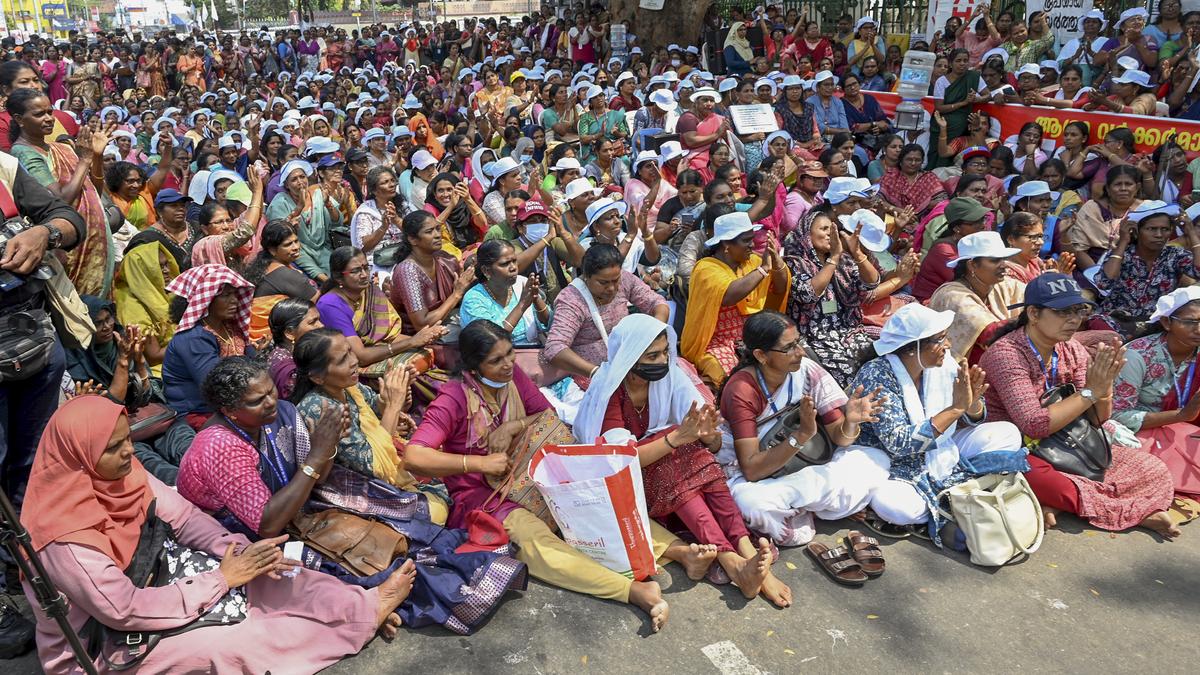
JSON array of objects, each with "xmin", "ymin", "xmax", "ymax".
[{"xmin": 845, "ymin": 385, "xmax": 886, "ymax": 425}]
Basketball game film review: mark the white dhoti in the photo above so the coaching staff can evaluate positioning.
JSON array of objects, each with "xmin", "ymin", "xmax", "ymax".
[
  {"xmin": 860, "ymin": 421, "xmax": 1024, "ymax": 525},
  {"xmin": 729, "ymin": 446, "xmax": 890, "ymax": 546}
]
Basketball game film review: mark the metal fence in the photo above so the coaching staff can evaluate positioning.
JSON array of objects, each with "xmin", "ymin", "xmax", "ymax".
[{"xmin": 709, "ymin": 0, "xmax": 930, "ymax": 37}]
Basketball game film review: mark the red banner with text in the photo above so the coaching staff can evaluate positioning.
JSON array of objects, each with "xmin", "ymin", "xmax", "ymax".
[{"xmin": 865, "ymin": 91, "xmax": 1200, "ymax": 155}]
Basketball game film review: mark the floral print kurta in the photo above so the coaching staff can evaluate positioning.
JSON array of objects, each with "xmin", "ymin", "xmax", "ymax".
[
  {"xmin": 1113, "ymin": 333, "xmax": 1196, "ymax": 434},
  {"xmin": 1094, "ymin": 246, "xmax": 1196, "ymax": 323}
]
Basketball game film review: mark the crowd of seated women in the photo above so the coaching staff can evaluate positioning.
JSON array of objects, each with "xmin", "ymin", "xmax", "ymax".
[{"xmin": 10, "ymin": 6, "xmax": 1200, "ymax": 670}]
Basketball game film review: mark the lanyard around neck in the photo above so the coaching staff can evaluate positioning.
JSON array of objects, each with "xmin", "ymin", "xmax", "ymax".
[{"xmin": 1026, "ymin": 335, "xmax": 1058, "ymax": 392}]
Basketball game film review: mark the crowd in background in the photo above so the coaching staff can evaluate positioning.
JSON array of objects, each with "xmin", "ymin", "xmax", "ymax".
[{"xmin": 2, "ymin": 1, "xmax": 1200, "ymax": 670}]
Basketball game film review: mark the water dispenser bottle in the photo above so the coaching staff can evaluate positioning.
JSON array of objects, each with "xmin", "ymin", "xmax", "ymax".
[{"xmin": 895, "ymin": 50, "xmax": 936, "ymax": 131}]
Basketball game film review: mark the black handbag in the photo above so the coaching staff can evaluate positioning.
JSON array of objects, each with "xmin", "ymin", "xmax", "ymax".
[
  {"xmin": 1034, "ymin": 383, "xmax": 1112, "ymax": 482},
  {"xmin": 758, "ymin": 402, "xmax": 835, "ymax": 478},
  {"xmin": 82, "ymin": 501, "xmax": 247, "ymax": 670}
]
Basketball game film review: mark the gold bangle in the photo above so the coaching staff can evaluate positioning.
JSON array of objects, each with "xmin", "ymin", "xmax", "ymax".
[{"xmin": 462, "ymin": 454, "xmax": 469, "ymax": 473}]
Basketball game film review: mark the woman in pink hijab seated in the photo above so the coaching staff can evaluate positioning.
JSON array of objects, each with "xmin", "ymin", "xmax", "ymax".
[{"xmin": 19, "ymin": 395, "xmax": 418, "ymax": 674}]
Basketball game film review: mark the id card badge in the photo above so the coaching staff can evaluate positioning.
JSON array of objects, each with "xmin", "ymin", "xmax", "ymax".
[{"xmin": 821, "ymin": 298, "xmax": 839, "ymax": 314}]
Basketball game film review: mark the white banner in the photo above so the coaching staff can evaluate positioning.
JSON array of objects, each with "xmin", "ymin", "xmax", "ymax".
[
  {"xmin": 1027, "ymin": 0, "xmax": 1095, "ymax": 50},
  {"xmin": 925, "ymin": 0, "xmax": 980, "ymax": 43}
]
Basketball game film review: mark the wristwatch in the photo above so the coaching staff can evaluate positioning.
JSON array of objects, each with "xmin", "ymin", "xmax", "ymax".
[
  {"xmin": 1079, "ymin": 388, "xmax": 1097, "ymax": 403},
  {"xmin": 300, "ymin": 464, "xmax": 321, "ymax": 480},
  {"xmin": 37, "ymin": 223, "xmax": 63, "ymax": 250},
  {"xmin": 786, "ymin": 434, "xmax": 801, "ymax": 449}
]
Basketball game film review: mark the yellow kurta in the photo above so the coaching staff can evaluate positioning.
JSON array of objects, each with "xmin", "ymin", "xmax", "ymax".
[{"xmin": 681, "ymin": 253, "xmax": 789, "ymax": 386}]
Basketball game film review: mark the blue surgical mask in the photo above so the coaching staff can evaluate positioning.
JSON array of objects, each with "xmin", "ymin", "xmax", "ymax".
[
  {"xmin": 478, "ymin": 375, "xmax": 508, "ymax": 389},
  {"xmin": 525, "ymin": 221, "xmax": 550, "ymax": 240},
  {"xmin": 520, "ymin": 153, "xmax": 534, "ymax": 164}
]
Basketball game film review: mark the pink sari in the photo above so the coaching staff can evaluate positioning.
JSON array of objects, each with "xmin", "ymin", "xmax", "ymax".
[{"xmin": 683, "ymin": 112, "xmax": 727, "ymax": 171}]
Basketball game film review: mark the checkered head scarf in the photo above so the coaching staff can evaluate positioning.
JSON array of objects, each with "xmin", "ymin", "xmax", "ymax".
[{"xmin": 166, "ymin": 264, "xmax": 254, "ymax": 336}]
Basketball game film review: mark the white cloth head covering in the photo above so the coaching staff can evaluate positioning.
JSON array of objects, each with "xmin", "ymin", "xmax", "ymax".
[
  {"xmin": 187, "ymin": 169, "xmax": 212, "ymax": 204},
  {"xmin": 1150, "ymin": 287, "xmax": 1200, "ymax": 322},
  {"xmin": 572, "ymin": 314, "xmax": 706, "ymax": 444}
]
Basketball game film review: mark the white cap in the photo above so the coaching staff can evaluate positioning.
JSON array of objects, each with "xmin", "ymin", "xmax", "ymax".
[
  {"xmin": 1186, "ymin": 201, "xmax": 1200, "ymax": 223},
  {"xmin": 872, "ymin": 304, "xmax": 955, "ymax": 355},
  {"xmin": 781, "ymin": 74, "xmax": 803, "ymax": 88},
  {"xmin": 981, "ymin": 47, "xmax": 1008, "ymax": 64},
  {"xmin": 411, "ymin": 149, "xmax": 437, "ymax": 171},
  {"xmin": 649, "ymin": 89, "xmax": 678, "ymax": 111},
  {"xmin": 854, "ymin": 16, "xmax": 878, "ymax": 32},
  {"xmin": 824, "ymin": 177, "xmax": 862, "ymax": 205},
  {"xmin": 946, "ymin": 231, "xmax": 1022, "ymax": 268},
  {"xmin": 585, "ymin": 197, "xmax": 628, "ymax": 228},
  {"xmin": 487, "ymin": 156, "xmax": 521, "ymax": 183},
  {"xmin": 658, "ymin": 141, "xmax": 686, "ymax": 163},
  {"xmin": 1116, "ymin": 7, "xmax": 1149, "ymax": 30},
  {"xmin": 718, "ymin": 77, "xmax": 740, "ymax": 93},
  {"xmin": 1128, "ymin": 199, "xmax": 1181, "ymax": 223},
  {"xmin": 705, "ymin": 211, "xmax": 761, "ymax": 247},
  {"xmin": 1016, "ymin": 63, "xmax": 1041, "ymax": 78},
  {"xmin": 1082, "ymin": 9, "xmax": 1108, "ymax": 32},
  {"xmin": 552, "ymin": 157, "xmax": 582, "ymax": 172},
  {"xmin": 632, "ymin": 149, "xmax": 661, "ymax": 172},
  {"xmin": 838, "ymin": 209, "xmax": 890, "ymax": 252},
  {"xmin": 279, "ymin": 159, "xmax": 315, "ymax": 181},
  {"xmin": 564, "ymin": 177, "xmax": 602, "ymax": 201},
  {"xmin": 689, "ymin": 87, "xmax": 721, "ymax": 102},
  {"xmin": 1112, "ymin": 69, "xmax": 1151, "ymax": 88},
  {"xmin": 1149, "ymin": 287, "xmax": 1200, "ymax": 322},
  {"xmin": 1009, "ymin": 180, "xmax": 1060, "ymax": 205},
  {"xmin": 583, "ymin": 83, "xmax": 604, "ymax": 101},
  {"xmin": 813, "ymin": 70, "xmax": 836, "ymax": 85}
]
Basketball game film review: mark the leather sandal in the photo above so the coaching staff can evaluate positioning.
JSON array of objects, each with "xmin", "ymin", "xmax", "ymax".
[
  {"xmin": 805, "ymin": 542, "xmax": 868, "ymax": 587},
  {"xmin": 850, "ymin": 509, "xmax": 912, "ymax": 539},
  {"xmin": 842, "ymin": 530, "xmax": 885, "ymax": 578}
]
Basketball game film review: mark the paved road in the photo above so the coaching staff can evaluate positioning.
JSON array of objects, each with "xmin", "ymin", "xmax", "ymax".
[{"xmin": 8, "ymin": 514, "xmax": 1198, "ymax": 674}]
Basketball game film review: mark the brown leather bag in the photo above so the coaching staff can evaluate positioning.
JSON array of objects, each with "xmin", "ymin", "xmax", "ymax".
[{"xmin": 290, "ymin": 510, "xmax": 409, "ymax": 578}]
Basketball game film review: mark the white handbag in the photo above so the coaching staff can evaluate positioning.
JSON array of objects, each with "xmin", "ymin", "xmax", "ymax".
[{"xmin": 937, "ymin": 473, "xmax": 1044, "ymax": 567}]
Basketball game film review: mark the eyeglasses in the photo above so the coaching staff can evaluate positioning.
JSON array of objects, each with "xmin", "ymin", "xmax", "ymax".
[
  {"xmin": 1047, "ymin": 306, "xmax": 1091, "ymax": 319},
  {"xmin": 1170, "ymin": 316, "xmax": 1200, "ymax": 330},
  {"xmin": 768, "ymin": 339, "xmax": 805, "ymax": 354},
  {"xmin": 343, "ymin": 265, "xmax": 371, "ymax": 276},
  {"xmin": 1017, "ymin": 232, "xmax": 1045, "ymax": 241}
]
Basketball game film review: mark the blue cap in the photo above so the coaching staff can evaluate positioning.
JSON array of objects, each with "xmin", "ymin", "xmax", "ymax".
[
  {"xmin": 317, "ymin": 154, "xmax": 345, "ymax": 168},
  {"xmin": 1008, "ymin": 273, "xmax": 1095, "ymax": 311},
  {"xmin": 153, "ymin": 188, "xmax": 190, "ymax": 207}
]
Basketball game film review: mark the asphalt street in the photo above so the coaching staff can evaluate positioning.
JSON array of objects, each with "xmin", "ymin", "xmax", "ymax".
[{"xmin": 7, "ymin": 513, "xmax": 1198, "ymax": 674}]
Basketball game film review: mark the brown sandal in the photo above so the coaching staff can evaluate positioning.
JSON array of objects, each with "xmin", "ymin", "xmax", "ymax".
[
  {"xmin": 805, "ymin": 542, "xmax": 868, "ymax": 587},
  {"xmin": 842, "ymin": 530, "xmax": 885, "ymax": 578}
]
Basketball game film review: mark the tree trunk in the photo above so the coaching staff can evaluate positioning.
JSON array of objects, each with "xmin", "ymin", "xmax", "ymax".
[{"xmin": 608, "ymin": 0, "xmax": 713, "ymax": 57}]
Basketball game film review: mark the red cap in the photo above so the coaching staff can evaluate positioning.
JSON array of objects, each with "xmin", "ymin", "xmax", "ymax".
[
  {"xmin": 517, "ymin": 198, "xmax": 552, "ymax": 222},
  {"xmin": 454, "ymin": 510, "xmax": 511, "ymax": 554}
]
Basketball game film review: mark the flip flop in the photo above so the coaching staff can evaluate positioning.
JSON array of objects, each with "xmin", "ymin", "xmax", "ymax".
[
  {"xmin": 842, "ymin": 530, "xmax": 885, "ymax": 578},
  {"xmin": 805, "ymin": 542, "xmax": 868, "ymax": 587}
]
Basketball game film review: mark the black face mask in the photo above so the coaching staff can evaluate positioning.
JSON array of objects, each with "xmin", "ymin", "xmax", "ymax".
[{"xmin": 630, "ymin": 362, "xmax": 670, "ymax": 382}]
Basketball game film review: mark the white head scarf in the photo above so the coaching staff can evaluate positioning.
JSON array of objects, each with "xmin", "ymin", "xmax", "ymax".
[{"xmin": 572, "ymin": 314, "xmax": 706, "ymax": 444}]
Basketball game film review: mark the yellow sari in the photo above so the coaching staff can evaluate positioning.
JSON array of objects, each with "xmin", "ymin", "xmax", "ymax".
[
  {"xmin": 114, "ymin": 242, "xmax": 178, "ymax": 376},
  {"xmin": 681, "ymin": 253, "xmax": 789, "ymax": 386}
]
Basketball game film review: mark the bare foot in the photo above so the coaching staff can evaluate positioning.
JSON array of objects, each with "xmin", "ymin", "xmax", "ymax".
[
  {"xmin": 1142, "ymin": 511, "xmax": 1183, "ymax": 541},
  {"xmin": 377, "ymin": 612, "xmax": 402, "ymax": 640},
  {"xmin": 760, "ymin": 571, "xmax": 792, "ymax": 608},
  {"xmin": 628, "ymin": 580, "xmax": 670, "ymax": 633},
  {"xmin": 678, "ymin": 543, "xmax": 720, "ymax": 581},
  {"xmin": 728, "ymin": 538, "xmax": 772, "ymax": 600},
  {"xmin": 375, "ymin": 559, "xmax": 417, "ymax": 628},
  {"xmin": 1043, "ymin": 507, "xmax": 1059, "ymax": 530}
]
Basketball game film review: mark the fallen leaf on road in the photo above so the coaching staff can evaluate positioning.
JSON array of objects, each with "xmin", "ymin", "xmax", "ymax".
[
  {"xmin": 1046, "ymin": 563, "xmax": 1058, "ymax": 568},
  {"xmin": 867, "ymin": 615, "xmax": 879, "ymax": 620},
  {"xmin": 1155, "ymin": 579, "xmax": 1165, "ymax": 585},
  {"xmin": 784, "ymin": 649, "xmax": 795, "ymax": 655},
  {"xmin": 581, "ymin": 656, "xmax": 588, "ymax": 665},
  {"xmin": 767, "ymin": 630, "xmax": 775, "ymax": 637},
  {"xmin": 785, "ymin": 562, "xmax": 797, "ymax": 570},
  {"xmin": 1084, "ymin": 531, "xmax": 1097, "ymax": 537},
  {"xmin": 1089, "ymin": 588, "xmax": 1100, "ymax": 597}
]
